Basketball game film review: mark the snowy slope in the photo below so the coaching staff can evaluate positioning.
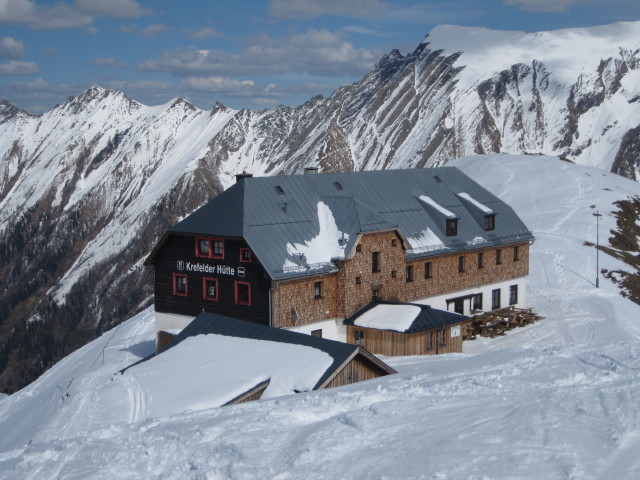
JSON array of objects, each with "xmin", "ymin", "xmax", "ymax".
[{"xmin": 1, "ymin": 155, "xmax": 640, "ymax": 479}]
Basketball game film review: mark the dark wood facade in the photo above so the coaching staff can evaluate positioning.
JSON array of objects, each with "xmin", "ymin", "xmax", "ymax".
[{"xmin": 153, "ymin": 233, "xmax": 272, "ymax": 325}]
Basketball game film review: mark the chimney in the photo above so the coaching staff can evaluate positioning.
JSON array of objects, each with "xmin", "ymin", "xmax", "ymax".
[
  {"xmin": 235, "ymin": 171, "xmax": 253, "ymax": 183},
  {"xmin": 304, "ymin": 166, "xmax": 319, "ymax": 175}
]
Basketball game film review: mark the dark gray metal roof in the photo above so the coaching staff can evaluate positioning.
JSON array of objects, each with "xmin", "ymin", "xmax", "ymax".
[
  {"xmin": 344, "ymin": 300, "xmax": 468, "ymax": 334},
  {"xmin": 167, "ymin": 168, "xmax": 534, "ymax": 280},
  {"xmin": 168, "ymin": 311, "xmax": 376, "ymax": 390}
]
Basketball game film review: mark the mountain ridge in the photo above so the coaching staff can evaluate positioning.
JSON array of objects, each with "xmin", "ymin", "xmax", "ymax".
[{"xmin": 1, "ymin": 21, "xmax": 640, "ymax": 392}]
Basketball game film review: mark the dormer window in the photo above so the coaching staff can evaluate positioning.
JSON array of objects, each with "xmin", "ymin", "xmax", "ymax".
[
  {"xmin": 484, "ymin": 214, "xmax": 496, "ymax": 231},
  {"xmin": 445, "ymin": 218, "xmax": 458, "ymax": 236}
]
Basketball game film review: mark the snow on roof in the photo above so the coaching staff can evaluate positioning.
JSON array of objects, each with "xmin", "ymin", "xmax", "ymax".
[
  {"xmin": 407, "ymin": 226, "xmax": 446, "ymax": 252},
  {"xmin": 353, "ymin": 304, "xmax": 421, "ymax": 332},
  {"xmin": 283, "ymin": 201, "xmax": 349, "ymax": 269},
  {"xmin": 127, "ymin": 333, "xmax": 333, "ymax": 415},
  {"xmin": 457, "ymin": 192, "xmax": 493, "ymax": 214},
  {"xmin": 418, "ymin": 195, "xmax": 456, "ymax": 218}
]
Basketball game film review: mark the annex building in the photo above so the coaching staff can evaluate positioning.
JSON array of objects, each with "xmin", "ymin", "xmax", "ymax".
[{"xmin": 145, "ymin": 167, "xmax": 534, "ymax": 350}]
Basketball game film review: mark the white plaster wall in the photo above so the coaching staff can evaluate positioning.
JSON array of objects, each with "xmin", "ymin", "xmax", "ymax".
[
  {"xmin": 285, "ymin": 318, "xmax": 347, "ymax": 342},
  {"xmin": 414, "ymin": 277, "xmax": 527, "ymax": 315},
  {"xmin": 156, "ymin": 311, "xmax": 195, "ymax": 333}
]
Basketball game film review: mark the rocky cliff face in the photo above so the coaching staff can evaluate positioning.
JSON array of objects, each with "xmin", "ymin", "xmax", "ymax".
[{"xmin": 1, "ymin": 21, "xmax": 640, "ymax": 392}]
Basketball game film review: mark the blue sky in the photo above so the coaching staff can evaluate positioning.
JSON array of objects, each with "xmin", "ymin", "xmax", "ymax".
[{"xmin": 1, "ymin": 0, "xmax": 639, "ymax": 113}]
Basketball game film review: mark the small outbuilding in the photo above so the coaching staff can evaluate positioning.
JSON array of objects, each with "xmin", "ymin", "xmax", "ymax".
[
  {"xmin": 124, "ymin": 312, "xmax": 396, "ymax": 410},
  {"xmin": 344, "ymin": 300, "xmax": 470, "ymax": 356}
]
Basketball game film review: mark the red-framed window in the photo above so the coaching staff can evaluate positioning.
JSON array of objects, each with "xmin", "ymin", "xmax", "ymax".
[
  {"xmin": 172, "ymin": 273, "xmax": 188, "ymax": 296},
  {"xmin": 195, "ymin": 237, "xmax": 224, "ymax": 259},
  {"xmin": 203, "ymin": 277, "xmax": 219, "ymax": 301},
  {"xmin": 240, "ymin": 248, "xmax": 252, "ymax": 263},
  {"xmin": 235, "ymin": 281, "xmax": 251, "ymax": 306}
]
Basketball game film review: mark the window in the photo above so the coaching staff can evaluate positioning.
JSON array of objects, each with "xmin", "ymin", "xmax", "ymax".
[
  {"xmin": 437, "ymin": 329, "xmax": 445, "ymax": 346},
  {"xmin": 212, "ymin": 240, "xmax": 224, "ymax": 258},
  {"xmin": 196, "ymin": 237, "xmax": 224, "ymax": 259},
  {"xmin": 514, "ymin": 246, "xmax": 520, "ymax": 261},
  {"xmin": 453, "ymin": 298, "xmax": 464, "ymax": 314},
  {"xmin": 391, "ymin": 239, "xmax": 397, "ymax": 247},
  {"xmin": 203, "ymin": 278, "xmax": 218, "ymax": 301},
  {"xmin": 496, "ymin": 249, "xmax": 502, "ymax": 265},
  {"xmin": 196, "ymin": 238, "xmax": 210, "ymax": 257},
  {"xmin": 311, "ymin": 329, "xmax": 323, "ymax": 338},
  {"xmin": 478, "ymin": 252, "xmax": 484, "ymax": 269},
  {"xmin": 372, "ymin": 288, "xmax": 381, "ymax": 299},
  {"xmin": 458, "ymin": 255, "xmax": 465, "ymax": 273},
  {"xmin": 426, "ymin": 332, "xmax": 433, "ymax": 350},
  {"xmin": 333, "ymin": 181, "xmax": 343, "ymax": 191},
  {"xmin": 235, "ymin": 281, "xmax": 251, "ymax": 306},
  {"xmin": 406, "ymin": 265, "xmax": 414, "ymax": 282},
  {"xmin": 240, "ymin": 248, "xmax": 252, "ymax": 262},
  {"xmin": 173, "ymin": 273, "xmax": 187, "ymax": 296},
  {"xmin": 492, "ymin": 289, "xmax": 501, "ymax": 310},
  {"xmin": 372, "ymin": 251, "xmax": 381, "ymax": 273},
  {"xmin": 355, "ymin": 276, "xmax": 361, "ymax": 285},
  {"xmin": 473, "ymin": 293, "xmax": 483, "ymax": 311},
  {"xmin": 354, "ymin": 330, "xmax": 365, "ymax": 347},
  {"xmin": 445, "ymin": 218, "xmax": 458, "ymax": 237},
  {"xmin": 291, "ymin": 308, "xmax": 299, "ymax": 324},
  {"xmin": 314, "ymin": 281, "xmax": 323, "ymax": 299},
  {"xmin": 274, "ymin": 185, "xmax": 284, "ymax": 195},
  {"xmin": 510, "ymin": 285, "xmax": 518, "ymax": 305},
  {"xmin": 484, "ymin": 214, "xmax": 496, "ymax": 231},
  {"xmin": 424, "ymin": 261, "xmax": 432, "ymax": 279},
  {"xmin": 356, "ymin": 244, "xmax": 362, "ymax": 252}
]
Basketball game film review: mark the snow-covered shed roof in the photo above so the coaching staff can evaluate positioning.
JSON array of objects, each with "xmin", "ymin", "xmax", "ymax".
[
  {"xmin": 123, "ymin": 312, "xmax": 396, "ymax": 409},
  {"xmin": 147, "ymin": 167, "xmax": 534, "ymax": 280},
  {"xmin": 344, "ymin": 300, "xmax": 468, "ymax": 333}
]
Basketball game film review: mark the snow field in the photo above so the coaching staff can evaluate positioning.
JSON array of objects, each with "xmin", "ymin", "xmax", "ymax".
[{"xmin": 1, "ymin": 154, "xmax": 640, "ymax": 478}]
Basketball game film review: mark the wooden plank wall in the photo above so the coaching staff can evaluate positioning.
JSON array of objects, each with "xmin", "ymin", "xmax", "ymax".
[
  {"xmin": 323, "ymin": 355, "xmax": 390, "ymax": 389},
  {"xmin": 345, "ymin": 324, "xmax": 465, "ymax": 356}
]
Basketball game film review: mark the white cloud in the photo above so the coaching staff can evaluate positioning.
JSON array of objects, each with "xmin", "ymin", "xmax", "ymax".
[
  {"xmin": 0, "ymin": 0, "xmax": 148, "ymax": 30},
  {"xmin": 0, "ymin": 0, "xmax": 35, "ymax": 25},
  {"xmin": 42, "ymin": 46, "xmax": 56, "ymax": 55},
  {"xmin": 74, "ymin": 0, "xmax": 151, "ymax": 19},
  {"xmin": 268, "ymin": 0, "xmax": 388, "ymax": 19},
  {"xmin": 503, "ymin": 0, "xmax": 584, "ymax": 12},
  {"xmin": 0, "ymin": 60, "xmax": 37, "ymax": 75},
  {"xmin": 27, "ymin": 3, "xmax": 93, "ymax": 29},
  {"xmin": 187, "ymin": 27, "xmax": 223, "ymax": 40},
  {"xmin": 138, "ymin": 29, "xmax": 378, "ymax": 77},
  {"xmin": 92, "ymin": 57, "xmax": 125, "ymax": 68},
  {"xmin": 120, "ymin": 23, "xmax": 172, "ymax": 37},
  {"xmin": 106, "ymin": 79, "xmax": 172, "ymax": 91},
  {"xmin": 0, "ymin": 36, "xmax": 25, "ymax": 59},
  {"xmin": 182, "ymin": 76, "xmax": 255, "ymax": 92},
  {"xmin": 343, "ymin": 25, "xmax": 382, "ymax": 36},
  {"xmin": 140, "ymin": 23, "xmax": 171, "ymax": 37}
]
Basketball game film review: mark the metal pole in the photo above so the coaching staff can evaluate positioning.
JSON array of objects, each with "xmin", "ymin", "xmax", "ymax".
[{"xmin": 596, "ymin": 210, "xmax": 600, "ymax": 288}]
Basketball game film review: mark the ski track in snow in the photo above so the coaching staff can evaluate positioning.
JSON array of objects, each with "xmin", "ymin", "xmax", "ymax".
[{"xmin": 2, "ymin": 155, "xmax": 640, "ymax": 479}]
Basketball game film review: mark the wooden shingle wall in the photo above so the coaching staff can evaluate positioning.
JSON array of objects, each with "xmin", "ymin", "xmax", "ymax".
[
  {"xmin": 271, "ymin": 274, "xmax": 340, "ymax": 328},
  {"xmin": 336, "ymin": 231, "xmax": 407, "ymax": 318},
  {"xmin": 404, "ymin": 242, "xmax": 530, "ymax": 301},
  {"xmin": 271, "ymin": 235, "xmax": 530, "ymax": 329}
]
